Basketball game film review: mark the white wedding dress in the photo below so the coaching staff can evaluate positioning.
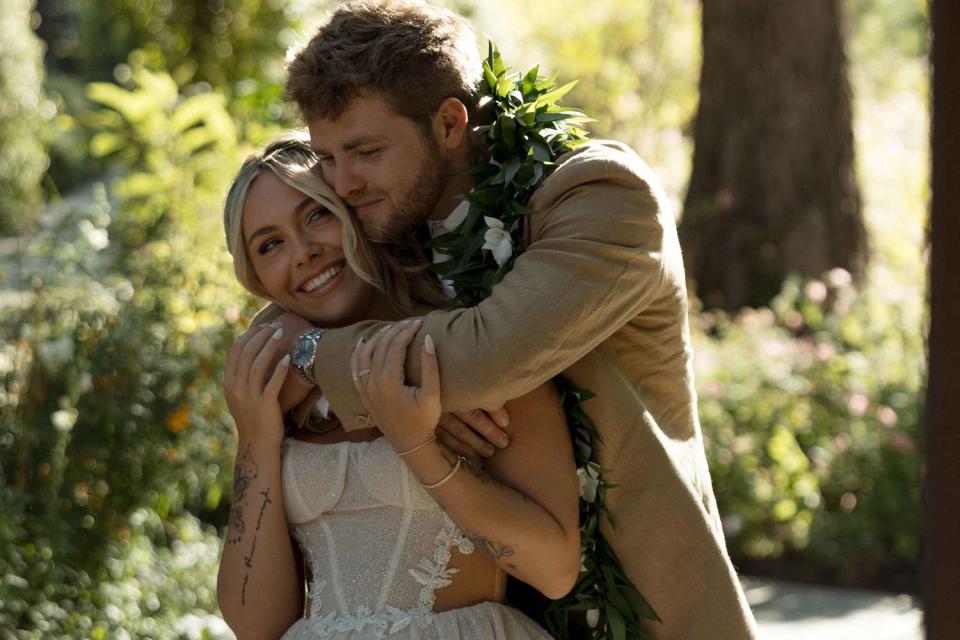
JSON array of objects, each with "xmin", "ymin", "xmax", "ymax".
[{"xmin": 280, "ymin": 437, "xmax": 553, "ymax": 639}]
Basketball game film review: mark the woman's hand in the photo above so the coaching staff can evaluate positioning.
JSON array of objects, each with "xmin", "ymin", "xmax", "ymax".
[
  {"xmin": 223, "ymin": 324, "xmax": 291, "ymax": 449},
  {"xmin": 350, "ymin": 321, "xmax": 440, "ymax": 451}
]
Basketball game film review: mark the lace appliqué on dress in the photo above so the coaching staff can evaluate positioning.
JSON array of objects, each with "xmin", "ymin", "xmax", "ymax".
[
  {"xmin": 409, "ymin": 512, "xmax": 476, "ymax": 610},
  {"xmin": 299, "ymin": 605, "xmax": 436, "ymax": 639}
]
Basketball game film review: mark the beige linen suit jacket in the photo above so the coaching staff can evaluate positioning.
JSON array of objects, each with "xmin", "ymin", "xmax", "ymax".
[{"xmin": 288, "ymin": 140, "xmax": 757, "ymax": 638}]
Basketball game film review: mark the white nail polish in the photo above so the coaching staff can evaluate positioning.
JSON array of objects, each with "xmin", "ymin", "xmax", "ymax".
[{"xmin": 272, "ymin": 327, "xmax": 284, "ymax": 340}]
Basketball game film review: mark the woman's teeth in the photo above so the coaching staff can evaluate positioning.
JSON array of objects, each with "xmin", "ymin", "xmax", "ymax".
[{"xmin": 301, "ymin": 264, "xmax": 343, "ymax": 292}]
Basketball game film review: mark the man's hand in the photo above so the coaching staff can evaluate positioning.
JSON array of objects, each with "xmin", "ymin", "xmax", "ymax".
[
  {"xmin": 436, "ymin": 408, "xmax": 511, "ymax": 458},
  {"xmin": 256, "ymin": 311, "xmax": 316, "ymax": 412}
]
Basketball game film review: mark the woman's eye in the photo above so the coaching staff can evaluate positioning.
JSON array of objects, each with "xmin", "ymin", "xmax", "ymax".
[
  {"xmin": 308, "ymin": 208, "xmax": 331, "ymax": 223},
  {"xmin": 358, "ymin": 148, "xmax": 381, "ymax": 157},
  {"xmin": 258, "ymin": 239, "xmax": 280, "ymax": 254}
]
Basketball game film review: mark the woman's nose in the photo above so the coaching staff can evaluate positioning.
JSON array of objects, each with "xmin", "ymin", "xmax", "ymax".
[{"xmin": 293, "ymin": 236, "xmax": 323, "ymax": 266}]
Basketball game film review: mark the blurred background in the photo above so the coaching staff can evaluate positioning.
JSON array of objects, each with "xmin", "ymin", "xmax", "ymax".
[{"xmin": 0, "ymin": 0, "xmax": 928, "ymax": 637}]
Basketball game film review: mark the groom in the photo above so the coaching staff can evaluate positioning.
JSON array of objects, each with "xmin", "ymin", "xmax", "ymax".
[{"xmin": 264, "ymin": 1, "xmax": 758, "ymax": 637}]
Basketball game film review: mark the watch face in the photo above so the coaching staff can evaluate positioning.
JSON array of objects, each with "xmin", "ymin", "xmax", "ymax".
[{"xmin": 293, "ymin": 336, "xmax": 314, "ymax": 367}]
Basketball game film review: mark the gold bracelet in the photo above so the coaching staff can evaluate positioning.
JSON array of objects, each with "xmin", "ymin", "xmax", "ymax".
[
  {"xmin": 421, "ymin": 456, "xmax": 464, "ymax": 490},
  {"xmin": 396, "ymin": 434, "xmax": 437, "ymax": 457}
]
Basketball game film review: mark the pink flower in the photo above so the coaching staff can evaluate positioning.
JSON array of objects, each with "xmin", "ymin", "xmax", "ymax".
[
  {"xmin": 878, "ymin": 406, "xmax": 898, "ymax": 428},
  {"xmin": 847, "ymin": 393, "xmax": 869, "ymax": 417},
  {"xmin": 892, "ymin": 433, "xmax": 915, "ymax": 453},
  {"xmin": 805, "ymin": 280, "xmax": 828, "ymax": 303},
  {"xmin": 827, "ymin": 268, "xmax": 852, "ymax": 288},
  {"xmin": 816, "ymin": 343, "xmax": 836, "ymax": 361}
]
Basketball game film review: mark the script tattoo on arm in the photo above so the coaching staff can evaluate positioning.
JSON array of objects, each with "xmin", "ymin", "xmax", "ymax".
[
  {"xmin": 240, "ymin": 487, "xmax": 273, "ymax": 606},
  {"xmin": 227, "ymin": 445, "xmax": 259, "ymax": 545}
]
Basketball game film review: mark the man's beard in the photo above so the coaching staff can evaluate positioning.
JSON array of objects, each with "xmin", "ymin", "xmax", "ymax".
[{"xmin": 361, "ymin": 144, "xmax": 448, "ymax": 243}]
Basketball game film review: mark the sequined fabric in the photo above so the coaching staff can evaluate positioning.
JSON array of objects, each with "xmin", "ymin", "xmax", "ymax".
[{"xmin": 280, "ymin": 438, "xmax": 552, "ymax": 640}]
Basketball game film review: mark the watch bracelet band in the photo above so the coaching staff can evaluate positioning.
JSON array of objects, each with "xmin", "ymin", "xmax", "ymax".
[{"xmin": 294, "ymin": 327, "xmax": 327, "ymax": 385}]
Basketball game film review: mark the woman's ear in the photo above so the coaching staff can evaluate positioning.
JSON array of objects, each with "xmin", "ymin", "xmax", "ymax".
[{"xmin": 432, "ymin": 97, "xmax": 469, "ymax": 151}]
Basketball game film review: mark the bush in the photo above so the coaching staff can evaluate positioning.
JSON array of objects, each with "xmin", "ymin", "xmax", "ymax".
[
  {"xmin": 0, "ymin": 67, "xmax": 262, "ymax": 632},
  {"xmin": 0, "ymin": 0, "xmax": 50, "ymax": 233},
  {"xmin": 694, "ymin": 270, "xmax": 923, "ymax": 587},
  {"xmin": 0, "ymin": 491, "xmax": 231, "ymax": 639}
]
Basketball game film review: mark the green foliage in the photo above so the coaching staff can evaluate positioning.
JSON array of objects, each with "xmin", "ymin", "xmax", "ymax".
[
  {"xmin": 71, "ymin": 0, "xmax": 291, "ymax": 91},
  {"xmin": 430, "ymin": 44, "xmax": 589, "ymax": 306},
  {"xmin": 0, "ymin": 0, "xmax": 50, "ymax": 233},
  {"xmin": 694, "ymin": 270, "xmax": 923, "ymax": 583},
  {"xmin": 0, "ymin": 496, "xmax": 230, "ymax": 638},
  {"xmin": 472, "ymin": 0, "xmax": 700, "ymax": 200},
  {"xmin": 1, "ymin": 67, "xmax": 259, "ymax": 632}
]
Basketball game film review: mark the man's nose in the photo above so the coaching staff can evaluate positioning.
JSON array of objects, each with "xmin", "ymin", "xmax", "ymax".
[{"xmin": 329, "ymin": 162, "xmax": 364, "ymax": 199}]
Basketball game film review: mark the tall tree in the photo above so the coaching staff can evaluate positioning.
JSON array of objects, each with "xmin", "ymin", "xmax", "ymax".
[
  {"xmin": 680, "ymin": 0, "xmax": 867, "ymax": 310},
  {"xmin": 925, "ymin": 0, "xmax": 960, "ymax": 636}
]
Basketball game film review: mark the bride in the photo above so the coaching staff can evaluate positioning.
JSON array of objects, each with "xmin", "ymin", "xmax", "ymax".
[{"xmin": 216, "ymin": 136, "xmax": 580, "ymax": 639}]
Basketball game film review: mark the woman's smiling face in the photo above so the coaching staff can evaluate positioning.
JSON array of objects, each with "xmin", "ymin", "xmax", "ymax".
[{"xmin": 242, "ymin": 170, "xmax": 378, "ymax": 326}]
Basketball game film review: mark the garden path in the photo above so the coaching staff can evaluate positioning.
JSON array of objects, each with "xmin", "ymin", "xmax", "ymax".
[{"xmin": 743, "ymin": 576, "xmax": 923, "ymax": 640}]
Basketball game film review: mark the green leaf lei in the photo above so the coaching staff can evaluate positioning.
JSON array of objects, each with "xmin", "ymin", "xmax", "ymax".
[{"xmin": 428, "ymin": 44, "xmax": 659, "ymax": 640}]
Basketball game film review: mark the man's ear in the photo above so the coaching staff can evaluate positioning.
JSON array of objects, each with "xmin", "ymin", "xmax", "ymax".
[{"xmin": 432, "ymin": 97, "xmax": 469, "ymax": 150}]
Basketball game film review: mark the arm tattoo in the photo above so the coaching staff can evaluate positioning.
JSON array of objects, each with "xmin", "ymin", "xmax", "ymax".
[
  {"xmin": 466, "ymin": 531, "xmax": 516, "ymax": 560},
  {"xmin": 463, "ymin": 457, "xmax": 531, "ymax": 502},
  {"xmin": 240, "ymin": 487, "xmax": 274, "ymax": 604},
  {"xmin": 255, "ymin": 487, "xmax": 272, "ymax": 530},
  {"xmin": 227, "ymin": 445, "xmax": 259, "ymax": 544}
]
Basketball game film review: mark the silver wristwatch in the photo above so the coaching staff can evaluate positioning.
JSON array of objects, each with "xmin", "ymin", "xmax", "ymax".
[{"xmin": 292, "ymin": 327, "xmax": 326, "ymax": 386}]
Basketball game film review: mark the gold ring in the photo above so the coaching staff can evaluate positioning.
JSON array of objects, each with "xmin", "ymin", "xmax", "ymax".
[{"xmin": 353, "ymin": 368, "xmax": 371, "ymax": 381}]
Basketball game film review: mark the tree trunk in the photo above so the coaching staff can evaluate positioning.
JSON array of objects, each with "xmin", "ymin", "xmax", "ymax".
[
  {"xmin": 924, "ymin": 1, "xmax": 960, "ymax": 636},
  {"xmin": 680, "ymin": 0, "xmax": 867, "ymax": 310}
]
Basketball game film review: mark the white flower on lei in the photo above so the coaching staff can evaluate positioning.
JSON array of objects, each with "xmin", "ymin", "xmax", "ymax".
[
  {"xmin": 586, "ymin": 608, "xmax": 601, "ymax": 628},
  {"xmin": 482, "ymin": 216, "xmax": 513, "ymax": 267},
  {"xmin": 577, "ymin": 465, "xmax": 601, "ymax": 503}
]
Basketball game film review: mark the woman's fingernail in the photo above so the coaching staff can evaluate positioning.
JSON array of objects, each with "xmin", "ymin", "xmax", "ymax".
[
  {"xmin": 356, "ymin": 336, "xmax": 364, "ymax": 349},
  {"xmin": 424, "ymin": 334, "xmax": 435, "ymax": 354},
  {"xmin": 272, "ymin": 327, "xmax": 284, "ymax": 340},
  {"xmin": 378, "ymin": 324, "xmax": 393, "ymax": 333},
  {"xmin": 279, "ymin": 354, "xmax": 290, "ymax": 365},
  {"xmin": 483, "ymin": 446, "xmax": 495, "ymax": 458},
  {"xmin": 498, "ymin": 435, "xmax": 510, "ymax": 448}
]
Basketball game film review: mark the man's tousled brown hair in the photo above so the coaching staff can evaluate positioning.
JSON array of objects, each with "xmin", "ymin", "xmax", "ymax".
[{"xmin": 286, "ymin": 0, "xmax": 482, "ymax": 126}]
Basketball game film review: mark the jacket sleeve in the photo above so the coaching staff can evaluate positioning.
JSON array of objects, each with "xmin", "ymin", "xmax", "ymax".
[{"xmin": 311, "ymin": 141, "xmax": 674, "ymax": 431}]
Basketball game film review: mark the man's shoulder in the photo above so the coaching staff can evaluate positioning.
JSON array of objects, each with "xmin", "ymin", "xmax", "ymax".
[{"xmin": 530, "ymin": 139, "xmax": 666, "ymax": 211}]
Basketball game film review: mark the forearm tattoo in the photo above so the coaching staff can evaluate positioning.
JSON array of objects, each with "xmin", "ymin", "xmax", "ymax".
[
  {"xmin": 241, "ymin": 487, "xmax": 273, "ymax": 605},
  {"xmin": 466, "ymin": 531, "xmax": 516, "ymax": 561},
  {"xmin": 226, "ymin": 444, "xmax": 275, "ymax": 606},
  {"xmin": 227, "ymin": 445, "xmax": 259, "ymax": 544}
]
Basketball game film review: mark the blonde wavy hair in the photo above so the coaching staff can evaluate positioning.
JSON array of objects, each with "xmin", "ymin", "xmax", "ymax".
[{"xmin": 223, "ymin": 134, "xmax": 448, "ymax": 315}]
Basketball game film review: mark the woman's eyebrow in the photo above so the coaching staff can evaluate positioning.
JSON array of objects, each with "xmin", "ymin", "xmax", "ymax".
[
  {"xmin": 246, "ymin": 224, "xmax": 277, "ymax": 247},
  {"xmin": 246, "ymin": 197, "xmax": 316, "ymax": 247},
  {"xmin": 293, "ymin": 196, "xmax": 315, "ymax": 214}
]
